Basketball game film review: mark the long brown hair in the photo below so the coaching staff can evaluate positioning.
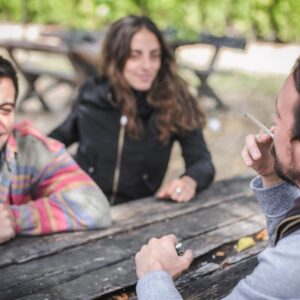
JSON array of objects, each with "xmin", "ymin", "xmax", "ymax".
[{"xmin": 99, "ymin": 15, "xmax": 205, "ymax": 142}]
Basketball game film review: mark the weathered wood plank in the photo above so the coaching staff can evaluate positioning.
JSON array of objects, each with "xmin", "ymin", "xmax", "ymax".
[
  {"xmin": 28, "ymin": 217, "xmax": 264, "ymax": 300},
  {"xmin": 26, "ymin": 255, "xmax": 257, "ymax": 300},
  {"xmin": 1, "ymin": 194, "xmax": 260, "ymax": 298},
  {"xmin": 111, "ymin": 176, "xmax": 251, "ymax": 224},
  {"xmin": 177, "ymin": 240, "xmax": 267, "ymax": 285},
  {"xmin": 0, "ymin": 208, "xmax": 265, "ymax": 300},
  {"xmin": 182, "ymin": 214, "xmax": 264, "ymax": 258},
  {"xmin": 126, "ymin": 241, "xmax": 267, "ymax": 300},
  {"xmin": 178, "ymin": 256, "xmax": 258, "ymax": 299},
  {"xmin": 0, "ymin": 176, "xmax": 252, "ymax": 267}
]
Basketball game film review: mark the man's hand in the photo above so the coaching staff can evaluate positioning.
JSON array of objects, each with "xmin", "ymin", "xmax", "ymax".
[
  {"xmin": 135, "ymin": 234, "xmax": 193, "ymax": 279},
  {"xmin": 0, "ymin": 204, "xmax": 16, "ymax": 244},
  {"xmin": 241, "ymin": 130, "xmax": 282, "ymax": 187},
  {"xmin": 157, "ymin": 176, "xmax": 197, "ymax": 202}
]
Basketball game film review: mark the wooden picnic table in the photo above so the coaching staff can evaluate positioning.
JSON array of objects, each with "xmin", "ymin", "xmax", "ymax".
[{"xmin": 0, "ymin": 176, "xmax": 267, "ymax": 300}]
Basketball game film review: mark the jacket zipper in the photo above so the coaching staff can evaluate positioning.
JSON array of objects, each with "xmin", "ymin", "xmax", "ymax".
[{"xmin": 110, "ymin": 115, "xmax": 128, "ymax": 205}]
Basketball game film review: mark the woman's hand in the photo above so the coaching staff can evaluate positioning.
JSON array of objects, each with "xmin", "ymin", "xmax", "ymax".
[{"xmin": 157, "ymin": 176, "xmax": 197, "ymax": 202}]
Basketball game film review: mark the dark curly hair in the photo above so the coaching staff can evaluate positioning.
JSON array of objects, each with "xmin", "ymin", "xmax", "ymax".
[
  {"xmin": 99, "ymin": 15, "xmax": 205, "ymax": 142},
  {"xmin": 0, "ymin": 56, "xmax": 18, "ymax": 101}
]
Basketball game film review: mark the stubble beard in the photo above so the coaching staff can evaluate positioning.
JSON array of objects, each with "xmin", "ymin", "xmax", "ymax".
[{"xmin": 271, "ymin": 144, "xmax": 298, "ymax": 186}]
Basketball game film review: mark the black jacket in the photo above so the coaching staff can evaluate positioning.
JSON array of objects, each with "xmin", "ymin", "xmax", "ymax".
[{"xmin": 49, "ymin": 77, "xmax": 215, "ymax": 204}]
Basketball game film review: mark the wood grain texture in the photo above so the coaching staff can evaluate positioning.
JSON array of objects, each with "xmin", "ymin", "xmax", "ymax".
[{"xmin": 0, "ymin": 176, "xmax": 265, "ymax": 300}]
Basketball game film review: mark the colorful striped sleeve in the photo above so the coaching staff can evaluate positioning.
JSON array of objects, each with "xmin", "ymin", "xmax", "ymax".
[{"xmin": 9, "ymin": 132, "xmax": 111, "ymax": 235}]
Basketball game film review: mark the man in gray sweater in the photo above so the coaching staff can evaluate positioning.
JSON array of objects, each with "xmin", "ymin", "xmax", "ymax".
[{"xmin": 135, "ymin": 57, "xmax": 300, "ymax": 299}]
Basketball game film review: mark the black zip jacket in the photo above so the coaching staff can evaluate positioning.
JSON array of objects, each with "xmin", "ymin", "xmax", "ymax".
[{"xmin": 49, "ymin": 77, "xmax": 215, "ymax": 204}]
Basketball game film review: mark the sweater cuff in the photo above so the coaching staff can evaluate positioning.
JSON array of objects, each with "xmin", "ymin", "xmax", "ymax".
[
  {"xmin": 136, "ymin": 271, "xmax": 183, "ymax": 300},
  {"xmin": 250, "ymin": 176, "xmax": 300, "ymax": 217}
]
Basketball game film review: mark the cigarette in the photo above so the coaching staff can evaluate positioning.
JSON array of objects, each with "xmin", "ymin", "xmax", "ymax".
[{"xmin": 243, "ymin": 112, "xmax": 274, "ymax": 138}]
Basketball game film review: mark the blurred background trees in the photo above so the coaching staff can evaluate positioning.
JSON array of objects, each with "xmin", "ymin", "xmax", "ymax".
[{"xmin": 0, "ymin": 0, "xmax": 299, "ymax": 42}]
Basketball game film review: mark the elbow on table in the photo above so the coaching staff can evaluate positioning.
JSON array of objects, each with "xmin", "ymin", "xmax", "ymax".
[
  {"xmin": 196, "ymin": 162, "xmax": 216, "ymax": 192},
  {"xmin": 78, "ymin": 188, "xmax": 112, "ymax": 229},
  {"xmin": 208, "ymin": 163, "xmax": 216, "ymax": 185},
  {"xmin": 91, "ymin": 194, "xmax": 112, "ymax": 229},
  {"xmin": 91, "ymin": 207, "xmax": 112, "ymax": 229}
]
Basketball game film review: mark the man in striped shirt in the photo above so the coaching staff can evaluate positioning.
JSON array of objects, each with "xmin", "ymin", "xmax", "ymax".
[{"xmin": 0, "ymin": 56, "xmax": 111, "ymax": 244}]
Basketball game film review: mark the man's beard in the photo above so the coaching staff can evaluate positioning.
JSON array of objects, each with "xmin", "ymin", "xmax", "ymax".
[{"xmin": 271, "ymin": 144, "xmax": 298, "ymax": 186}]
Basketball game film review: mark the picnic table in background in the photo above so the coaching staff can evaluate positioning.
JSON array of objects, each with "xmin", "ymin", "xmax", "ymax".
[
  {"xmin": 168, "ymin": 33, "xmax": 247, "ymax": 109},
  {"xmin": 59, "ymin": 30, "xmax": 247, "ymax": 109},
  {"xmin": 0, "ymin": 176, "xmax": 267, "ymax": 300},
  {"xmin": 0, "ymin": 38, "xmax": 77, "ymax": 111},
  {"xmin": 0, "ymin": 29, "xmax": 246, "ymax": 112},
  {"xmin": 0, "ymin": 30, "xmax": 102, "ymax": 112}
]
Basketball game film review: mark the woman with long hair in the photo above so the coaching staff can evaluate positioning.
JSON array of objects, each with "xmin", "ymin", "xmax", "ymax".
[{"xmin": 49, "ymin": 15, "xmax": 215, "ymax": 205}]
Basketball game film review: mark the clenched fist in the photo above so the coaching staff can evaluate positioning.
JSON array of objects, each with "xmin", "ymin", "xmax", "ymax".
[{"xmin": 135, "ymin": 234, "xmax": 193, "ymax": 279}]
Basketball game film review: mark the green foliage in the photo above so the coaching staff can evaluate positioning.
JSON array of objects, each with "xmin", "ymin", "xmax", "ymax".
[
  {"xmin": 0, "ymin": 0, "xmax": 299, "ymax": 42},
  {"xmin": 0, "ymin": 0, "xmax": 23, "ymax": 21}
]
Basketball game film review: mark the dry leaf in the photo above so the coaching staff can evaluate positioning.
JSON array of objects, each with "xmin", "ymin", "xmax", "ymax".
[
  {"xmin": 215, "ymin": 251, "xmax": 225, "ymax": 257},
  {"xmin": 255, "ymin": 229, "xmax": 268, "ymax": 241},
  {"xmin": 110, "ymin": 293, "xmax": 129, "ymax": 300},
  {"xmin": 236, "ymin": 236, "xmax": 255, "ymax": 252}
]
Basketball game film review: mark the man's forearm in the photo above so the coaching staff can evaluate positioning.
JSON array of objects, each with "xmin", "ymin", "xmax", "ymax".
[
  {"xmin": 251, "ymin": 176, "xmax": 300, "ymax": 242},
  {"xmin": 137, "ymin": 272, "xmax": 183, "ymax": 300}
]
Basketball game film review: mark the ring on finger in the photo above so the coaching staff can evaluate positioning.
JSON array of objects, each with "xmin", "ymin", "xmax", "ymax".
[
  {"xmin": 175, "ymin": 187, "xmax": 182, "ymax": 195},
  {"xmin": 175, "ymin": 242, "xmax": 185, "ymax": 256}
]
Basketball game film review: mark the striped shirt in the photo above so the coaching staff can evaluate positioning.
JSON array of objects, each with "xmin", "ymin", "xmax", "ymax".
[{"xmin": 1, "ymin": 121, "xmax": 111, "ymax": 235}]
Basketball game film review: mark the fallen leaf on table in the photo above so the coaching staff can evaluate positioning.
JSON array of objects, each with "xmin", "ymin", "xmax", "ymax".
[
  {"xmin": 236, "ymin": 236, "xmax": 255, "ymax": 252},
  {"xmin": 215, "ymin": 251, "xmax": 225, "ymax": 257},
  {"xmin": 255, "ymin": 229, "xmax": 268, "ymax": 241},
  {"xmin": 110, "ymin": 293, "xmax": 129, "ymax": 300}
]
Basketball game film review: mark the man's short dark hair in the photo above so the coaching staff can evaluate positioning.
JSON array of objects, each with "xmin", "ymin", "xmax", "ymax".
[
  {"xmin": 0, "ymin": 56, "xmax": 18, "ymax": 101},
  {"xmin": 293, "ymin": 57, "xmax": 300, "ymax": 94},
  {"xmin": 291, "ymin": 57, "xmax": 300, "ymax": 141}
]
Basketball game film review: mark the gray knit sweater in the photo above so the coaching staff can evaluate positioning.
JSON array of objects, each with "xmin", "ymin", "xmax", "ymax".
[{"xmin": 136, "ymin": 177, "xmax": 300, "ymax": 299}]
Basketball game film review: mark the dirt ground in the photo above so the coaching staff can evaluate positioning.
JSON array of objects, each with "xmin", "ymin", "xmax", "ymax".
[{"xmin": 1, "ymin": 30, "xmax": 299, "ymax": 185}]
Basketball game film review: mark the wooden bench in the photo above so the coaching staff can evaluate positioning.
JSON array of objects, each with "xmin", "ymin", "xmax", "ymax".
[
  {"xmin": 42, "ymin": 29, "xmax": 103, "ymax": 84},
  {"xmin": 0, "ymin": 38, "xmax": 77, "ymax": 112},
  {"xmin": 0, "ymin": 176, "xmax": 267, "ymax": 299},
  {"xmin": 195, "ymin": 34, "xmax": 246, "ymax": 109},
  {"xmin": 20, "ymin": 64, "xmax": 76, "ymax": 111},
  {"xmin": 171, "ymin": 33, "xmax": 246, "ymax": 109}
]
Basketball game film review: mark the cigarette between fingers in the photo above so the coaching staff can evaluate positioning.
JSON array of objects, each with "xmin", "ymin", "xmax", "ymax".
[{"xmin": 243, "ymin": 112, "xmax": 274, "ymax": 138}]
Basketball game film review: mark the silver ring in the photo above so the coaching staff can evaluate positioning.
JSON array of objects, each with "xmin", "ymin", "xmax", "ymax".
[
  {"xmin": 175, "ymin": 242, "xmax": 185, "ymax": 256},
  {"xmin": 175, "ymin": 187, "xmax": 182, "ymax": 195}
]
